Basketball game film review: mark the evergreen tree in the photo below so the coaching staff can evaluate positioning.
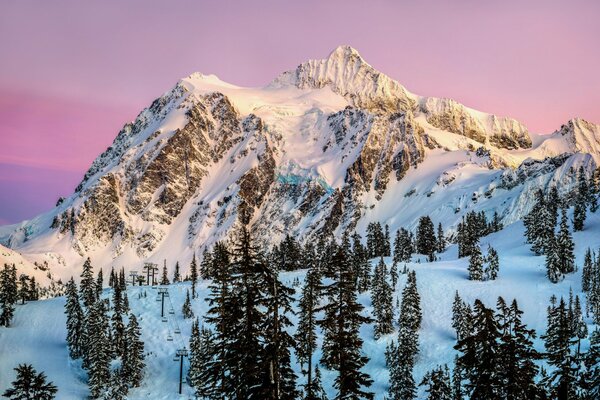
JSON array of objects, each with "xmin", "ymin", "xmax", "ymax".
[
  {"xmin": 557, "ymin": 208, "xmax": 575, "ymax": 274},
  {"xmin": 182, "ymin": 289, "xmax": 194, "ymax": 319},
  {"xmin": 543, "ymin": 297, "xmax": 578, "ymax": 399},
  {"xmin": 366, "ymin": 222, "xmax": 386, "ymax": 258},
  {"xmin": 546, "ymin": 235, "xmax": 563, "ymax": 283},
  {"xmin": 523, "ymin": 189, "xmax": 556, "ymax": 255},
  {"xmin": 173, "ymin": 261, "xmax": 181, "ymax": 283},
  {"xmin": 455, "ymin": 299, "xmax": 502, "ymax": 400},
  {"xmin": 416, "ymin": 216, "xmax": 437, "ymax": 261},
  {"xmin": 64, "ymin": 277, "xmax": 84, "ymax": 359},
  {"xmin": 419, "ymin": 365, "xmax": 452, "ymax": 400},
  {"xmin": 311, "ymin": 366, "xmax": 329, "ymax": 400},
  {"xmin": 393, "ymin": 228, "xmax": 414, "ymax": 264},
  {"xmin": 160, "ymin": 262, "xmax": 169, "ymax": 285},
  {"xmin": 496, "ymin": 298, "xmax": 541, "ymax": 399},
  {"xmin": 437, "ymin": 223, "xmax": 446, "ymax": 253},
  {"xmin": 17, "ymin": 274, "xmax": 29, "ymax": 304},
  {"xmin": 372, "ymin": 257, "xmax": 393, "ymax": 339},
  {"xmin": 202, "ymin": 241, "xmax": 237, "ymax": 398},
  {"xmin": 2, "ymin": 364, "xmax": 57, "ymax": 400},
  {"xmin": 0, "ymin": 264, "xmax": 17, "ymax": 327},
  {"xmin": 228, "ymin": 215, "xmax": 269, "ymax": 399},
  {"xmin": 318, "ymin": 236, "xmax": 373, "ymax": 399},
  {"xmin": 122, "ymin": 313, "xmax": 145, "ymax": 387},
  {"xmin": 79, "ymin": 258, "xmax": 96, "ymax": 309},
  {"xmin": 260, "ymin": 255, "xmax": 299, "ymax": 400},
  {"xmin": 451, "ymin": 291, "xmax": 472, "ymax": 341},
  {"xmin": 108, "ymin": 267, "xmax": 116, "ymax": 288},
  {"xmin": 581, "ymin": 329, "xmax": 600, "ymax": 398},
  {"xmin": 95, "ymin": 268, "xmax": 103, "ymax": 299},
  {"xmin": 387, "ymin": 270, "xmax": 421, "ymax": 400},
  {"xmin": 452, "ymin": 357, "xmax": 463, "ymax": 400},
  {"xmin": 190, "ymin": 254, "xmax": 198, "ymax": 299},
  {"xmin": 582, "ymin": 248, "xmax": 594, "ymax": 292},
  {"xmin": 200, "ymin": 247, "xmax": 213, "ymax": 279},
  {"xmin": 490, "ymin": 210, "xmax": 503, "ymax": 233},
  {"xmin": 86, "ymin": 301, "xmax": 111, "ymax": 398},
  {"xmin": 295, "ymin": 265, "xmax": 320, "ymax": 398},
  {"xmin": 28, "ymin": 276, "xmax": 38, "ymax": 301},
  {"xmin": 351, "ymin": 233, "xmax": 371, "ymax": 293},
  {"xmin": 189, "ymin": 320, "xmax": 217, "ymax": 399},
  {"xmin": 574, "ymin": 166, "xmax": 589, "ymax": 231},
  {"xmin": 384, "ymin": 224, "xmax": 391, "ymax": 257},
  {"xmin": 468, "ymin": 245, "xmax": 484, "ymax": 281},
  {"xmin": 485, "ymin": 246, "xmax": 499, "ymax": 281}
]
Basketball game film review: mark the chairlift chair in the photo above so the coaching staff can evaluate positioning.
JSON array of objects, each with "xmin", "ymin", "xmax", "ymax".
[{"xmin": 174, "ymin": 328, "xmax": 181, "ymax": 334}]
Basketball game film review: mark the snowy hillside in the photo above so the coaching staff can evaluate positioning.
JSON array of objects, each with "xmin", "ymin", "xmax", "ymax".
[
  {"xmin": 1, "ymin": 46, "xmax": 599, "ymax": 283},
  {"xmin": 1, "ymin": 210, "xmax": 599, "ymax": 399}
]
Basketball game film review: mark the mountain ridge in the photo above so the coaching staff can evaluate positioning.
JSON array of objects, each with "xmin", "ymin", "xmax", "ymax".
[{"xmin": 1, "ymin": 46, "xmax": 599, "ymax": 282}]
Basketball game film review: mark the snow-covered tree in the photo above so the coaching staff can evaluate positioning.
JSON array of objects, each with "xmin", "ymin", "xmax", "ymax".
[
  {"xmin": 65, "ymin": 277, "xmax": 84, "ymax": 359},
  {"xmin": 2, "ymin": 364, "xmax": 57, "ymax": 400},
  {"xmin": 182, "ymin": 289, "xmax": 194, "ymax": 319},
  {"xmin": 122, "ymin": 313, "xmax": 145, "ymax": 387}
]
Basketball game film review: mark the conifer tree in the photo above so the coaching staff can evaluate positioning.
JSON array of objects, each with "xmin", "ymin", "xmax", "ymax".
[
  {"xmin": 122, "ymin": 313, "xmax": 145, "ymax": 387},
  {"xmin": 416, "ymin": 216, "xmax": 437, "ymax": 261},
  {"xmin": 86, "ymin": 301, "xmax": 111, "ymax": 398},
  {"xmin": 79, "ymin": 258, "xmax": 96, "ymax": 309},
  {"xmin": 388, "ymin": 270, "xmax": 421, "ymax": 400},
  {"xmin": 546, "ymin": 235, "xmax": 563, "ymax": 283},
  {"xmin": 108, "ymin": 267, "xmax": 116, "ymax": 288},
  {"xmin": 318, "ymin": 236, "xmax": 373, "ymax": 399},
  {"xmin": 189, "ymin": 320, "xmax": 217, "ymax": 399},
  {"xmin": 260, "ymin": 255, "xmax": 299, "ymax": 400},
  {"xmin": 485, "ymin": 246, "xmax": 499, "ymax": 281},
  {"xmin": 182, "ymin": 289, "xmax": 194, "ymax": 319},
  {"xmin": 454, "ymin": 299, "xmax": 502, "ymax": 400},
  {"xmin": 574, "ymin": 166, "xmax": 589, "ymax": 231},
  {"xmin": 190, "ymin": 254, "xmax": 198, "ymax": 299},
  {"xmin": 452, "ymin": 357, "xmax": 463, "ymax": 400},
  {"xmin": 437, "ymin": 223, "xmax": 446, "ymax": 253},
  {"xmin": 468, "ymin": 245, "xmax": 484, "ymax": 281},
  {"xmin": 228, "ymin": 214, "xmax": 268, "ymax": 399},
  {"xmin": 557, "ymin": 208, "xmax": 575, "ymax": 274},
  {"xmin": 296, "ymin": 265, "xmax": 320, "ymax": 398},
  {"xmin": 28, "ymin": 276, "xmax": 38, "ymax": 301},
  {"xmin": 393, "ymin": 228, "xmax": 414, "ymax": 264},
  {"xmin": 582, "ymin": 248, "xmax": 594, "ymax": 292},
  {"xmin": 496, "ymin": 298, "xmax": 541, "ymax": 399},
  {"xmin": 451, "ymin": 291, "xmax": 472, "ymax": 341},
  {"xmin": 581, "ymin": 329, "xmax": 600, "ymax": 398},
  {"xmin": 202, "ymin": 241, "xmax": 237, "ymax": 398},
  {"xmin": 0, "ymin": 264, "xmax": 17, "ymax": 327},
  {"xmin": 351, "ymin": 232, "xmax": 371, "ymax": 292},
  {"xmin": 372, "ymin": 257, "xmax": 393, "ymax": 339},
  {"xmin": 523, "ymin": 189, "xmax": 556, "ymax": 255},
  {"xmin": 384, "ymin": 224, "xmax": 391, "ymax": 257},
  {"xmin": 419, "ymin": 365, "xmax": 452, "ymax": 400},
  {"xmin": 118, "ymin": 268, "xmax": 126, "ymax": 291},
  {"xmin": 390, "ymin": 262, "xmax": 398, "ymax": 288},
  {"xmin": 311, "ymin": 366, "xmax": 329, "ymax": 400},
  {"xmin": 200, "ymin": 247, "xmax": 213, "ymax": 279},
  {"xmin": 2, "ymin": 364, "xmax": 57, "ymax": 400},
  {"xmin": 95, "ymin": 268, "xmax": 103, "ymax": 299},
  {"xmin": 17, "ymin": 274, "xmax": 29, "ymax": 304},
  {"xmin": 173, "ymin": 261, "xmax": 181, "ymax": 283},
  {"xmin": 65, "ymin": 277, "xmax": 84, "ymax": 359},
  {"xmin": 543, "ymin": 297, "xmax": 578, "ymax": 399},
  {"xmin": 160, "ymin": 263, "xmax": 169, "ymax": 285}
]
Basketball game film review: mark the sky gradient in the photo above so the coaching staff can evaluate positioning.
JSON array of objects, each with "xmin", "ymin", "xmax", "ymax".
[{"xmin": 1, "ymin": 0, "xmax": 599, "ymax": 224}]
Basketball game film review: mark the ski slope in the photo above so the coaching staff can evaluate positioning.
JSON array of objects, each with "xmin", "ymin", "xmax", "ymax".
[{"xmin": 1, "ymin": 211, "xmax": 599, "ymax": 399}]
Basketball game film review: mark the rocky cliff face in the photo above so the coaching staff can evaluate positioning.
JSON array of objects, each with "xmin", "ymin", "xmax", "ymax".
[{"xmin": 2, "ymin": 46, "xmax": 599, "ymax": 273}]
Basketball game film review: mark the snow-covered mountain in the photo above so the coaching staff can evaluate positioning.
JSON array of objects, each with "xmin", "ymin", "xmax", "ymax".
[{"xmin": 1, "ymin": 45, "xmax": 599, "ymax": 281}]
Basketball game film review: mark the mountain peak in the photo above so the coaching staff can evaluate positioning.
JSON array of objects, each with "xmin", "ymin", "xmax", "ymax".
[{"xmin": 326, "ymin": 45, "xmax": 364, "ymax": 63}]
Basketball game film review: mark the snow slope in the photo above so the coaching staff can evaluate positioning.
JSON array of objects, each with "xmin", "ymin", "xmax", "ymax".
[{"xmin": 2, "ymin": 211, "xmax": 599, "ymax": 399}]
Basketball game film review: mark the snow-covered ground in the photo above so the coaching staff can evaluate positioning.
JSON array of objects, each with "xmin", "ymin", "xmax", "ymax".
[{"xmin": 1, "ymin": 209, "xmax": 599, "ymax": 399}]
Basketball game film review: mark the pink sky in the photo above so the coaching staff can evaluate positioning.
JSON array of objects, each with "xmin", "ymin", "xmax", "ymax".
[{"xmin": 1, "ymin": 0, "xmax": 599, "ymax": 224}]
